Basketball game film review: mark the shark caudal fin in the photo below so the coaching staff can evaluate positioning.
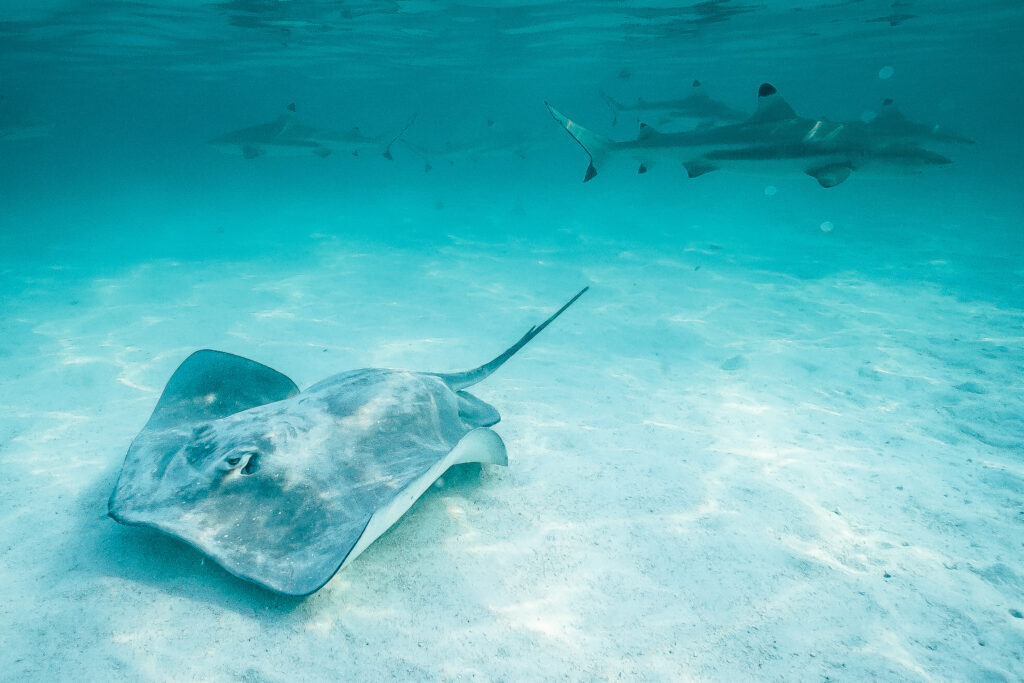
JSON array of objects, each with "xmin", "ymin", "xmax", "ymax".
[
  {"xmin": 380, "ymin": 113, "xmax": 418, "ymax": 160},
  {"xmin": 435, "ymin": 287, "xmax": 589, "ymax": 391},
  {"xmin": 545, "ymin": 103, "xmax": 616, "ymax": 182},
  {"xmin": 598, "ymin": 90, "xmax": 627, "ymax": 125}
]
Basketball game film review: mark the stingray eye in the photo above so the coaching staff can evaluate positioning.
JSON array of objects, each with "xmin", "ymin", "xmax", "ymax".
[
  {"xmin": 241, "ymin": 455, "xmax": 260, "ymax": 475},
  {"xmin": 226, "ymin": 455, "xmax": 241, "ymax": 467}
]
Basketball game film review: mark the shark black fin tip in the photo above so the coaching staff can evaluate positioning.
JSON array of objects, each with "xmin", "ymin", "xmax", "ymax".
[
  {"xmin": 758, "ymin": 83, "xmax": 777, "ymax": 97},
  {"xmin": 638, "ymin": 163, "xmax": 647, "ymax": 174},
  {"xmin": 692, "ymin": 79, "xmax": 701, "ymax": 87},
  {"xmin": 287, "ymin": 102, "xmax": 296, "ymax": 112},
  {"xmin": 584, "ymin": 163, "xmax": 598, "ymax": 182}
]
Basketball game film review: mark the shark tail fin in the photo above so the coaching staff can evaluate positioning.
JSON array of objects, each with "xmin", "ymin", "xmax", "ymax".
[
  {"xmin": 382, "ymin": 113, "xmax": 418, "ymax": 160},
  {"xmin": 545, "ymin": 103, "xmax": 615, "ymax": 182},
  {"xmin": 598, "ymin": 90, "xmax": 625, "ymax": 125},
  {"xmin": 397, "ymin": 138, "xmax": 433, "ymax": 172},
  {"xmin": 435, "ymin": 287, "xmax": 589, "ymax": 391}
]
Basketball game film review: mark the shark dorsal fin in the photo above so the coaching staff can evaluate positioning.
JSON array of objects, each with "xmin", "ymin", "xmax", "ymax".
[
  {"xmin": 145, "ymin": 350, "xmax": 299, "ymax": 430},
  {"xmin": 875, "ymin": 98, "xmax": 906, "ymax": 123},
  {"xmin": 636, "ymin": 122, "xmax": 661, "ymax": 140},
  {"xmin": 748, "ymin": 83, "xmax": 797, "ymax": 123},
  {"xmin": 272, "ymin": 104, "xmax": 298, "ymax": 136}
]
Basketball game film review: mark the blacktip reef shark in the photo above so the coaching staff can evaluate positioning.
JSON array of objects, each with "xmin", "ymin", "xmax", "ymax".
[
  {"xmin": 0, "ymin": 119, "xmax": 52, "ymax": 141},
  {"xmin": 109, "ymin": 288, "xmax": 588, "ymax": 596},
  {"xmin": 399, "ymin": 119, "xmax": 536, "ymax": 173},
  {"xmin": 208, "ymin": 103, "xmax": 414, "ymax": 160},
  {"xmin": 547, "ymin": 83, "xmax": 952, "ymax": 187},
  {"xmin": 599, "ymin": 80, "xmax": 745, "ymax": 129},
  {"xmin": 0, "ymin": 96, "xmax": 52, "ymax": 141},
  {"xmin": 862, "ymin": 98, "xmax": 974, "ymax": 146}
]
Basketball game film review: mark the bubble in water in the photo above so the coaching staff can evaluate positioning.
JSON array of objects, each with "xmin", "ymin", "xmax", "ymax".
[
  {"xmin": 820, "ymin": 221, "xmax": 834, "ymax": 232},
  {"xmin": 878, "ymin": 65, "xmax": 895, "ymax": 80},
  {"xmin": 764, "ymin": 185, "xmax": 777, "ymax": 196}
]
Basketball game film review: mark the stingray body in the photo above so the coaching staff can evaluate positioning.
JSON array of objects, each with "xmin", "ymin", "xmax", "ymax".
[{"xmin": 109, "ymin": 289, "xmax": 586, "ymax": 596}]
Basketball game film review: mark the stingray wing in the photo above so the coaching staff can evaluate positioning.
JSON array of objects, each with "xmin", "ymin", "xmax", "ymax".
[
  {"xmin": 108, "ymin": 349, "xmax": 300, "ymax": 508},
  {"xmin": 143, "ymin": 349, "xmax": 301, "ymax": 429}
]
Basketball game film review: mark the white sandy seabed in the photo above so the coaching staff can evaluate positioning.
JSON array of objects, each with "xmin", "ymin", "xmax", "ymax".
[{"xmin": 1, "ymin": 196, "xmax": 1022, "ymax": 681}]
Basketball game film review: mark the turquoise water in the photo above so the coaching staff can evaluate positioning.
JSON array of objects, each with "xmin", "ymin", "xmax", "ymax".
[{"xmin": 2, "ymin": 1, "xmax": 1022, "ymax": 680}]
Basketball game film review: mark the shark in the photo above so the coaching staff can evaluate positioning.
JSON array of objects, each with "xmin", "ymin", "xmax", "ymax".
[
  {"xmin": 862, "ymin": 98, "xmax": 974, "ymax": 146},
  {"xmin": 599, "ymin": 80, "xmax": 746, "ymax": 129},
  {"xmin": 209, "ymin": 103, "xmax": 411, "ymax": 160},
  {"xmin": 399, "ymin": 119, "xmax": 537, "ymax": 172},
  {"xmin": 0, "ymin": 96, "xmax": 52, "ymax": 141},
  {"xmin": 547, "ymin": 83, "xmax": 952, "ymax": 187},
  {"xmin": 0, "ymin": 120, "xmax": 52, "ymax": 141}
]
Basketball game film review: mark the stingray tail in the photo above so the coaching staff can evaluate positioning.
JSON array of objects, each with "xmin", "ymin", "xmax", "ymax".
[
  {"xmin": 437, "ymin": 287, "xmax": 589, "ymax": 391},
  {"xmin": 545, "ymin": 103, "xmax": 615, "ymax": 182}
]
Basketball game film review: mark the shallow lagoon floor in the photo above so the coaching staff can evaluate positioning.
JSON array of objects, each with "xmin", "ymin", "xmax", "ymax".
[{"xmin": 1, "ymin": 162, "xmax": 1023, "ymax": 680}]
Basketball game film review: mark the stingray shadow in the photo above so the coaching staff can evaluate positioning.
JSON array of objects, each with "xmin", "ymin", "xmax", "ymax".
[
  {"xmin": 80, "ymin": 462, "xmax": 306, "ymax": 615},
  {"xmin": 81, "ymin": 459, "xmax": 488, "ymax": 614}
]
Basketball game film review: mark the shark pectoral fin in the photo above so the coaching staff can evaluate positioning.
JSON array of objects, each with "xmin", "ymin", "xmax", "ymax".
[
  {"xmin": 683, "ymin": 160, "xmax": 717, "ymax": 178},
  {"xmin": 806, "ymin": 163, "xmax": 852, "ymax": 188},
  {"xmin": 242, "ymin": 144, "xmax": 261, "ymax": 159}
]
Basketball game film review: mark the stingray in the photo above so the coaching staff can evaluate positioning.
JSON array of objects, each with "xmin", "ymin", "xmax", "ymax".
[{"xmin": 108, "ymin": 288, "xmax": 587, "ymax": 596}]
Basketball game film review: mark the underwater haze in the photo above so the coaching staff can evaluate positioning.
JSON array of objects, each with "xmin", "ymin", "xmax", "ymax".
[{"xmin": 2, "ymin": 0, "xmax": 1023, "ymax": 680}]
